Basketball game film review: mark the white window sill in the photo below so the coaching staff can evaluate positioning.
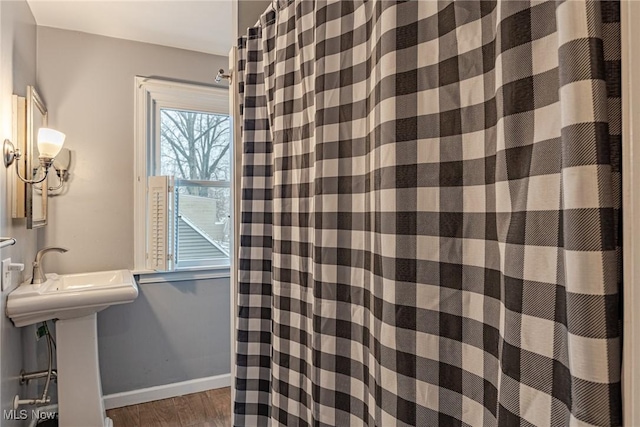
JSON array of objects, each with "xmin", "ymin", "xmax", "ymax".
[{"xmin": 133, "ymin": 266, "xmax": 231, "ymax": 284}]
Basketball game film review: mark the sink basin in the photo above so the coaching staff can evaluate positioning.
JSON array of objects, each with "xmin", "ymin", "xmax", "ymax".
[{"xmin": 6, "ymin": 269, "xmax": 138, "ymax": 327}]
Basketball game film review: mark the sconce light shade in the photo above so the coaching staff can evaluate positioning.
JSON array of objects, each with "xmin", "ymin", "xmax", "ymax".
[{"xmin": 37, "ymin": 128, "xmax": 65, "ymax": 159}]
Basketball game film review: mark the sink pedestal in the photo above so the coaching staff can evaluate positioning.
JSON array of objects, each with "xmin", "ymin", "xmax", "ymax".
[{"xmin": 57, "ymin": 313, "xmax": 112, "ymax": 427}]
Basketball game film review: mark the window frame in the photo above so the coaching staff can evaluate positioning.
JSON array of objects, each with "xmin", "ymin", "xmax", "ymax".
[{"xmin": 134, "ymin": 77, "xmax": 231, "ymax": 276}]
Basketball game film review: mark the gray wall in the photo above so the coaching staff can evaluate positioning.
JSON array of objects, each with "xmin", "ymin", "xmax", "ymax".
[
  {"xmin": 99, "ymin": 278, "xmax": 230, "ymax": 394},
  {"xmin": 0, "ymin": 1, "xmax": 42, "ymax": 424},
  {"xmin": 36, "ymin": 27, "xmax": 231, "ymax": 394}
]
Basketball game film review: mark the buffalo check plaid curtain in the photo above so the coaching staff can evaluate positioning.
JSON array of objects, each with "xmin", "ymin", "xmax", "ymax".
[{"xmin": 234, "ymin": 1, "xmax": 622, "ymax": 426}]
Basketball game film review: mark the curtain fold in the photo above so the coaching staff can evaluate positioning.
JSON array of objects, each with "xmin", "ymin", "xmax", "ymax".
[{"xmin": 235, "ymin": 1, "xmax": 622, "ymax": 426}]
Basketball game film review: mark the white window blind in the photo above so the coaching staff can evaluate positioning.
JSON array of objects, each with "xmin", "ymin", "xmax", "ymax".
[{"xmin": 147, "ymin": 175, "xmax": 175, "ymax": 271}]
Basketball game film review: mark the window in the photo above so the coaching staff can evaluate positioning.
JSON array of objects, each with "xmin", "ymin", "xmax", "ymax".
[{"xmin": 134, "ymin": 78, "xmax": 231, "ymax": 273}]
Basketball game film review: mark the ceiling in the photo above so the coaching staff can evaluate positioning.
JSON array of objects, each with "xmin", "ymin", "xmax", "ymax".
[{"xmin": 27, "ymin": 1, "xmax": 233, "ymax": 56}]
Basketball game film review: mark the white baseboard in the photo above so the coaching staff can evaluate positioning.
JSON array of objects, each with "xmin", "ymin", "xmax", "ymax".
[{"xmin": 103, "ymin": 373, "xmax": 231, "ymax": 410}]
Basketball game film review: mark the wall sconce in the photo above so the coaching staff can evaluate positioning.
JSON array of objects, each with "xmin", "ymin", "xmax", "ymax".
[{"xmin": 3, "ymin": 128, "xmax": 66, "ymax": 184}]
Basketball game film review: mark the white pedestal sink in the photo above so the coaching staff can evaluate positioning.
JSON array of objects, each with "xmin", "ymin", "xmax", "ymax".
[{"xmin": 6, "ymin": 270, "xmax": 138, "ymax": 427}]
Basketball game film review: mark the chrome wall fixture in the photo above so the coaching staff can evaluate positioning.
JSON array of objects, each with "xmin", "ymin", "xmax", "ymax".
[
  {"xmin": 215, "ymin": 68, "xmax": 231, "ymax": 83},
  {"xmin": 0, "ymin": 237, "xmax": 17, "ymax": 249},
  {"xmin": 4, "ymin": 128, "xmax": 66, "ymax": 184}
]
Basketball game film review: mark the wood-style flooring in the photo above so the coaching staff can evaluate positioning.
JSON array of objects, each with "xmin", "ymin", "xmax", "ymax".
[{"xmin": 107, "ymin": 387, "xmax": 231, "ymax": 427}]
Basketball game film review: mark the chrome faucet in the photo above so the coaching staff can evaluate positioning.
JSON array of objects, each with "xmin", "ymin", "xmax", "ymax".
[{"xmin": 31, "ymin": 247, "xmax": 68, "ymax": 284}]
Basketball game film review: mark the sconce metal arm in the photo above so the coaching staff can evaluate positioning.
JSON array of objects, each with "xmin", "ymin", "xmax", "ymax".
[
  {"xmin": 47, "ymin": 177, "xmax": 65, "ymax": 191},
  {"xmin": 14, "ymin": 166, "xmax": 48, "ymax": 184},
  {"xmin": 215, "ymin": 69, "xmax": 231, "ymax": 83},
  {"xmin": 3, "ymin": 139, "xmax": 50, "ymax": 184},
  {"xmin": 33, "ymin": 168, "xmax": 65, "ymax": 192}
]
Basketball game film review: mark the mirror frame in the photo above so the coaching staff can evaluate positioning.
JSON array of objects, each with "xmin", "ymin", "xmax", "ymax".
[
  {"xmin": 11, "ymin": 95, "xmax": 26, "ymax": 219},
  {"xmin": 26, "ymin": 86, "xmax": 48, "ymax": 229}
]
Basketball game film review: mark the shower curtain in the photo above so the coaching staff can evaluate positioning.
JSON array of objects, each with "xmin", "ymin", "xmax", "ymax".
[{"xmin": 235, "ymin": 1, "xmax": 622, "ymax": 426}]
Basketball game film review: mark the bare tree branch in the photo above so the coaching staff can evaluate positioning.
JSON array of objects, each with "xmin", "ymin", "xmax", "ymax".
[{"xmin": 160, "ymin": 109, "xmax": 230, "ymax": 183}]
